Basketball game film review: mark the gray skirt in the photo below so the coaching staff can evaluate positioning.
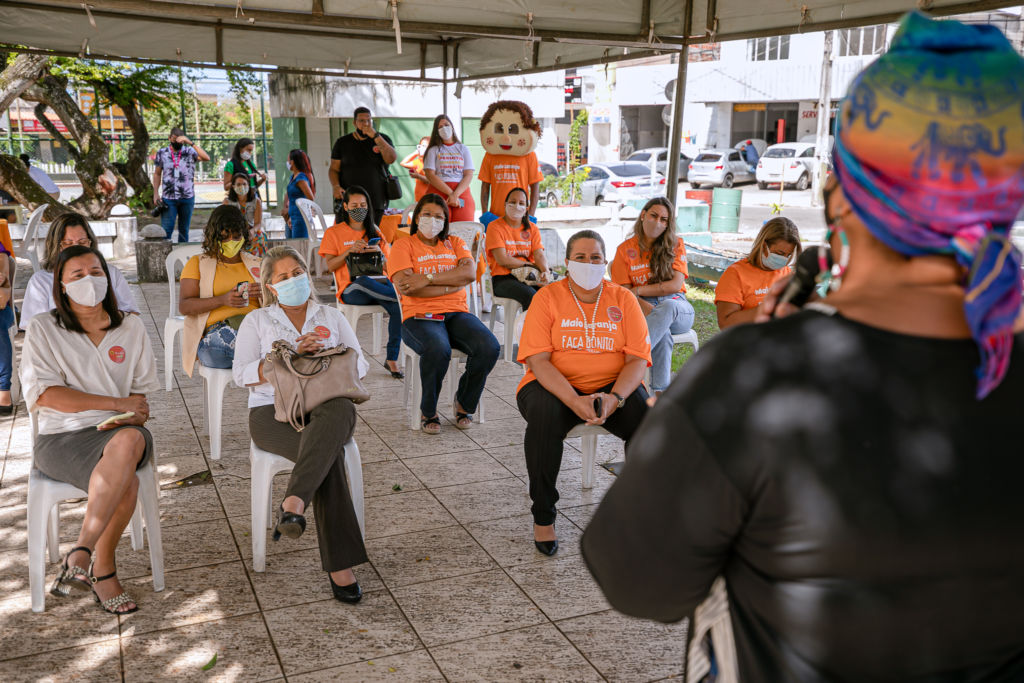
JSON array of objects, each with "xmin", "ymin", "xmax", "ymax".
[{"xmin": 34, "ymin": 425, "xmax": 154, "ymax": 491}]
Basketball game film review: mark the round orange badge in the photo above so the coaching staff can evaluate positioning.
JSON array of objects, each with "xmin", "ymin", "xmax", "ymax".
[
  {"xmin": 250, "ymin": 267, "xmax": 260, "ymax": 277},
  {"xmin": 443, "ymin": 239, "xmax": 452, "ymax": 249},
  {"xmin": 521, "ymin": 230, "xmax": 531, "ymax": 240},
  {"xmin": 314, "ymin": 325, "xmax": 330, "ymax": 339},
  {"xmin": 108, "ymin": 346, "xmax": 126, "ymax": 363},
  {"xmin": 607, "ymin": 306, "xmax": 623, "ymax": 323},
  {"xmin": 626, "ymin": 248, "xmax": 639, "ymax": 260}
]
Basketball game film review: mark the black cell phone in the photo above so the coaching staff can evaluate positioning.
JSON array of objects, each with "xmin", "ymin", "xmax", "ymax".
[{"xmin": 593, "ymin": 396, "xmax": 603, "ymax": 416}]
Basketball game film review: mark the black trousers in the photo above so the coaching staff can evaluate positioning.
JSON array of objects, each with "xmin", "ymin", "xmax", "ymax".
[
  {"xmin": 492, "ymin": 274, "xmax": 538, "ymax": 311},
  {"xmin": 249, "ymin": 397, "xmax": 367, "ymax": 572},
  {"xmin": 517, "ymin": 379, "xmax": 649, "ymax": 526}
]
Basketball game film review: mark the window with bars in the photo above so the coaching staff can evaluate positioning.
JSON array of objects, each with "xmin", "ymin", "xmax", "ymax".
[
  {"xmin": 837, "ymin": 26, "xmax": 888, "ymax": 56},
  {"xmin": 747, "ymin": 36, "xmax": 791, "ymax": 61}
]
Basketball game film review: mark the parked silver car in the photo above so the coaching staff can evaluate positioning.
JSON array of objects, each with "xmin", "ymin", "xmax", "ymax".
[
  {"xmin": 688, "ymin": 149, "xmax": 755, "ymax": 189},
  {"xmin": 625, "ymin": 148, "xmax": 691, "ymax": 181},
  {"xmin": 575, "ymin": 163, "xmax": 665, "ymax": 206}
]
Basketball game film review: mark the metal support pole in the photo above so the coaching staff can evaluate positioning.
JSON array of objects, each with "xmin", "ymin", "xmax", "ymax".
[
  {"xmin": 442, "ymin": 40, "xmax": 449, "ymax": 116},
  {"xmin": 260, "ymin": 74, "xmax": 270, "ymax": 205},
  {"xmin": 665, "ymin": 0, "xmax": 692, "ymax": 208},
  {"xmin": 811, "ymin": 31, "xmax": 833, "ymax": 208},
  {"xmin": 177, "ymin": 66, "xmax": 187, "ymax": 132}
]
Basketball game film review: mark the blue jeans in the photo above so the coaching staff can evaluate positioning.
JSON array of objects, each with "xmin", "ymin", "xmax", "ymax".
[
  {"xmin": 286, "ymin": 208, "xmax": 308, "ymax": 239},
  {"xmin": 341, "ymin": 276, "xmax": 402, "ymax": 361},
  {"xmin": 161, "ymin": 196, "xmax": 196, "ymax": 243},
  {"xmin": 643, "ymin": 294, "xmax": 695, "ymax": 392},
  {"xmin": 401, "ymin": 311, "xmax": 500, "ymax": 419},
  {"xmin": 0, "ymin": 304, "xmax": 13, "ymax": 391},
  {"xmin": 196, "ymin": 321, "xmax": 238, "ymax": 369}
]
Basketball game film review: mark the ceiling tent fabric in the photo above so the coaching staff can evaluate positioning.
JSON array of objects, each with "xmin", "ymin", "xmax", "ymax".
[{"xmin": 0, "ymin": 0, "xmax": 1017, "ymax": 80}]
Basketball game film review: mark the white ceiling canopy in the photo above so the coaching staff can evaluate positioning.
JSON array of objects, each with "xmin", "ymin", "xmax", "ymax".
[{"xmin": 0, "ymin": 0, "xmax": 1018, "ymax": 81}]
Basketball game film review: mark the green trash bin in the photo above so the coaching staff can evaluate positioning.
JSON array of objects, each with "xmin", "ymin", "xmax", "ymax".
[{"xmin": 710, "ymin": 188, "xmax": 742, "ymax": 233}]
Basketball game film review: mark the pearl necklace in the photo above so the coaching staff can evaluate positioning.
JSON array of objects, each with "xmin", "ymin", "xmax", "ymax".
[{"xmin": 567, "ymin": 279, "xmax": 604, "ymax": 354}]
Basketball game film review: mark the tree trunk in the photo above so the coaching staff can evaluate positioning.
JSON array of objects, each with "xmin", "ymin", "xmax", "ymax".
[
  {"xmin": 22, "ymin": 75, "xmax": 126, "ymax": 219},
  {"xmin": 113, "ymin": 100, "xmax": 154, "ymax": 209},
  {"xmin": 0, "ymin": 154, "xmax": 70, "ymax": 220},
  {"xmin": 0, "ymin": 53, "xmax": 47, "ymax": 113}
]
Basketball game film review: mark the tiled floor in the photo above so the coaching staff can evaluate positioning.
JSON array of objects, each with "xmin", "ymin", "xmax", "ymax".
[{"xmin": 0, "ymin": 259, "xmax": 688, "ymax": 681}]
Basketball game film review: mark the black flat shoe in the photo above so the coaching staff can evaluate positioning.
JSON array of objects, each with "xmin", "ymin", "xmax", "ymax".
[
  {"xmin": 328, "ymin": 573, "xmax": 362, "ymax": 604},
  {"xmin": 0, "ymin": 404, "xmax": 12, "ymax": 416},
  {"xmin": 386, "ymin": 362, "xmax": 405, "ymax": 379},
  {"xmin": 272, "ymin": 504, "xmax": 306, "ymax": 541},
  {"xmin": 534, "ymin": 540, "xmax": 559, "ymax": 556}
]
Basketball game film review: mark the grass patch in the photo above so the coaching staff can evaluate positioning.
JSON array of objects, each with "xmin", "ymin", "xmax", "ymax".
[{"xmin": 671, "ymin": 283, "xmax": 719, "ymax": 372}]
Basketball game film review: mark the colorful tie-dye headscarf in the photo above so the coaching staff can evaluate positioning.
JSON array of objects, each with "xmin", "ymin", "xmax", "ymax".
[{"xmin": 833, "ymin": 11, "xmax": 1024, "ymax": 399}]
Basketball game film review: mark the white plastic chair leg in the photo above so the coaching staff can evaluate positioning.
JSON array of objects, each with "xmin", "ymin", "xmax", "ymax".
[
  {"xmin": 136, "ymin": 460, "xmax": 165, "ymax": 592},
  {"xmin": 27, "ymin": 485, "xmax": 49, "ymax": 613},
  {"xmin": 408, "ymin": 354, "xmax": 422, "ymax": 431},
  {"xmin": 129, "ymin": 503, "xmax": 144, "ymax": 551},
  {"xmin": 343, "ymin": 440, "xmax": 365, "ymax": 538},
  {"xmin": 162, "ymin": 318, "xmax": 181, "ymax": 392},
  {"xmin": 371, "ymin": 312, "xmax": 383, "ymax": 357},
  {"xmin": 580, "ymin": 434, "xmax": 598, "ymax": 489},
  {"xmin": 199, "ymin": 367, "xmax": 233, "ymax": 460},
  {"xmin": 46, "ymin": 505, "xmax": 60, "ymax": 563},
  {"xmin": 250, "ymin": 447, "xmax": 275, "ymax": 573}
]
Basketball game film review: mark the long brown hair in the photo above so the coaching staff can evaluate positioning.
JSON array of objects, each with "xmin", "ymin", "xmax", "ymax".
[
  {"xmin": 748, "ymin": 216, "xmax": 802, "ymax": 270},
  {"xmin": 43, "ymin": 213, "xmax": 97, "ymax": 272},
  {"xmin": 425, "ymin": 114, "xmax": 460, "ymax": 157},
  {"xmin": 632, "ymin": 197, "xmax": 678, "ymax": 284}
]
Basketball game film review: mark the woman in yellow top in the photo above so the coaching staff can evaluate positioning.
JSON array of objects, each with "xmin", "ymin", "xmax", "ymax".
[
  {"xmin": 714, "ymin": 216, "xmax": 801, "ymax": 330},
  {"xmin": 485, "ymin": 187, "xmax": 551, "ymax": 311},
  {"xmin": 179, "ymin": 205, "xmax": 262, "ymax": 375}
]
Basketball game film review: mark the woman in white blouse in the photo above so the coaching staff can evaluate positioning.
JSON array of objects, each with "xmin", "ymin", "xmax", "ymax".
[
  {"xmin": 233, "ymin": 246, "xmax": 370, "ymax": 604},
  {"xmin": 21, "ymin": 246, "xmax": 159, "ymax": 614},
  {"xmin": 19, "ymin": 213, "xmax": 140, "ymax": 329}
]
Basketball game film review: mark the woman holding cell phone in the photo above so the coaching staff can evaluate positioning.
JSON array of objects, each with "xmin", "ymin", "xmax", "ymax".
[
  {"xmin": 319, "ymin": 186, "xmax": 404, "ymax": 378},
  {"xmin": 387, "ymin": 194, "xmax": 500, "ymax": 434},
  {"xmin": 21, "ymin": 246, "xmax": 160, "ymax": 614}
]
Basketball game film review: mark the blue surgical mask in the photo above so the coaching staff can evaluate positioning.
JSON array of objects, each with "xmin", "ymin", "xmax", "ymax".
[
  {"xmin": 764, "ymin": 251, "xmax": 790, "ymax": 271},
  {"xmin": 273, "ymin": 274, "xmax": 311, "ymax": 306}
]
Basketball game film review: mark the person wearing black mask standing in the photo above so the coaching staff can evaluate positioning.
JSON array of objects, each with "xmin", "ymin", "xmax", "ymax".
[
  {"xmin": 153, "ymin": 127, "xmax": 210, "ymax": 243},
  {"xmin": 328, "ymin": 108, "xmax": 398, "ymax": 220}
]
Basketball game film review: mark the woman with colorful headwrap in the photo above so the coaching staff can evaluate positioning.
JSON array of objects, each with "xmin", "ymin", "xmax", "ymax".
[{"xmin": 582, "ymin": 12, "xmax": 1024, "ymax": 681}]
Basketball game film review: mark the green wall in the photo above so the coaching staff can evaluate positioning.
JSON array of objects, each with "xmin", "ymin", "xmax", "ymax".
[{"xmin": 271, "ymin": 117, "xmax": 307, "ymax": 207}]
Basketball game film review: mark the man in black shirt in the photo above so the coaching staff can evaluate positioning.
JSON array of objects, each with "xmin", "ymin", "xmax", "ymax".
[{"xmin": 329, "ymin": 107, "xmax": 398, "ymax": 217}]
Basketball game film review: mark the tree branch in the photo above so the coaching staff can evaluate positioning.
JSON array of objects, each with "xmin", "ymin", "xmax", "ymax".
[
  {"xmin": 32, "ymin": 101, "xmax": 80, "ymax": 161},
  {"xmin": 0, "ymin": 53, "xmax": 48, "ymax": 113}
]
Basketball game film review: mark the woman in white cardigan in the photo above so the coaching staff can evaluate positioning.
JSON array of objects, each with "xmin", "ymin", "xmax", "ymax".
[
  {"xmin": 21, "ymin": 246, "xmax": 159, "ymax": 614},
  {"xmin": 233, "ymin": 246, "xmax": 370, "ymax": 603}
]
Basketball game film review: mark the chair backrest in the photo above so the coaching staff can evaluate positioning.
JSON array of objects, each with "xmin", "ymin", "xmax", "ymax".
[
  {"xmin": 448, "ymin": 221, "xmax": 485, "ymax": 262},
  {"xmin": 400, "ymin": 204, "xmax": 415, "ymax": 227},
  {"xmin": 18, "ymin": 205, "xmax": 47, "ymax": 273},
  {"xmin": 164, "ymin": 244, "xmax": 204, "ymax": 318},
  {"xmin": 295, "ymin": 198, "xmax": 328, "ymax": 241}
]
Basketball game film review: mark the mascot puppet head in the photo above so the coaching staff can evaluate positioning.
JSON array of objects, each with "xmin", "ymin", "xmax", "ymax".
[{"xmin": 479, "ymin": 100, "xmax": 541, "ymax": 156}]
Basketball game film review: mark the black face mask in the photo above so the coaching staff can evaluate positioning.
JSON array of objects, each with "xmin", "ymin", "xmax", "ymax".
[{"xmin": 170, "ymin": 141, "xmax": 183, "ymax": 151}]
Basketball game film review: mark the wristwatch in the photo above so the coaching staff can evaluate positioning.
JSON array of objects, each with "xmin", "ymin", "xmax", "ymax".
[
  {"xmin": 426, "ymin": 273, "xmax": 434, "ymax": 283},
  {"xmin": 611, "ymin": 391, "xmax": 625, "ymax": 408}
]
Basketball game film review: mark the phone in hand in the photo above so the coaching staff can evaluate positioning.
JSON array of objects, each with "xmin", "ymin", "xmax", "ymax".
[
  {"xmin": 368, "ymin": 237, "xmax": 381, "ymax": 246},
  {"xmin": 237, "ymin": 282, "xmax": 249, "ymax": 304},
  {"xmin": 593, "ymin": 396, "xmax": 603, "ymax": 418}
]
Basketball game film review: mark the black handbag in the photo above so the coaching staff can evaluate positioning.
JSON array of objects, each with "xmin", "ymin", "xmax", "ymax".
[
  {"xmin": 346, "ymin": 250, "xmax": 385, "ymax": 278},
  {"xmin": 384, "ymin": 168, "xmax": 403, "ymax": 201}
]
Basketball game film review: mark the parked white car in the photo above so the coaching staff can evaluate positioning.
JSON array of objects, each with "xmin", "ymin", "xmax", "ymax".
[
  {"xmin": 576, "ymin": 163, "xmax": 665, "ymax": 206},
  {"xmin": 756, "ymin": 142, "xmax": 817, "ymax": 190},
  {"xmin": 688, "ymin": 149, "xmax": 755, "ymax": 189},
  {"xmin": 625, "ymin": 148, "xmax": 692, "ymax": 180}
]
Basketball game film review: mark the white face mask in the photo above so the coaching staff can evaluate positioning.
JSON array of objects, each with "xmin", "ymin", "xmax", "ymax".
[
  {"xmin": 240, "ymin": 151, "xmax": 252, "ymax": 161},
  {"xmin": 418, "ymin": 215, "xmax": 445, "ymax": 239},
  {"xmin": 505, "ymin": 202, "xmax": 527, "ymax": 220},
  {"xmin": 566, "ymin": 260, "xmax": 606, "ymax": 291},
  {"xmin": 64, "ymin": 274, "xmax": 108, "ymax": 307},
  {"xmin": 286, "ymin": 160, "xmax": 294, "ymax": 171},
  {"xmin": 438, "ymin": 125, "xmax": 454, "ymax": 141},
  {"xmin": 234, "ymin": 184, "xmax": 249, "ymax": 196}
]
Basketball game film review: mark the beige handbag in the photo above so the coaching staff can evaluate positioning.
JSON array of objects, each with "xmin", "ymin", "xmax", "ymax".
[{"xmin": 262, "ymin": 339, "xmax": 370, "ymax": 431}]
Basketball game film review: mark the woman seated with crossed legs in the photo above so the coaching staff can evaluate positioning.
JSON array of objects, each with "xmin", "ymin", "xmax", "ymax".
[{"xmin": 516, "ymin": 230, "xmax": 651, "ymax": 555}]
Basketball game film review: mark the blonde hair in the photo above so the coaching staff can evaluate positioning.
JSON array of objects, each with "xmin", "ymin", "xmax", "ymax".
[
  {"xmin": 260, "ymin": 246, "xmax": 312, "ymax": 306},
  {"xmin": 748, "ymin": 217, "xmax": 802, "ymax": 270}
]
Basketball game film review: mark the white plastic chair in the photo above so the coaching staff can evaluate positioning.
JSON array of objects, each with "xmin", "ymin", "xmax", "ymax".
[
  {"xmin": 644, "ymin": 329, "xmax": 700, "ymax": 387},
  {"xmin": 27, "ymin": 411, "xmax": 165, "ymax": 612},
  {"xmin": 197, "ymin": 365, "xmax": 233, "ymax": 461},
  {"xmin": 448, "ymin": 221, "xmax": 486, "ymax": 318},
  {"xmin": 7, "ymin": 254, "xmax": 20, "ymax": 404},
  {"xmin": 336, "ymin": 302, "xmax": 386, "ymax": 356},
  {"xmin": 294, "ymin": 198, "xmax": 329, "ymax": 277},
  {"xmin": 162, "ymin": 244, "xmax": 203, "ymax": 391},
  {"xmin": 17, "ymin": 205, "xmax": 47, "ymax": 274},
  {"xmin": 486, "ymin": 277, "xmax": 524, "ymax": 363},
  {"xmin": 401, "ymin": 341, "xmax": 487, "ymax": 431},
  {"xmin": 567, "ymin": 423, "xmax": 612, "ymax": 490},
  {"xmin": 249, "ymin": 439, "xmax": 364, "ymax": 573}
]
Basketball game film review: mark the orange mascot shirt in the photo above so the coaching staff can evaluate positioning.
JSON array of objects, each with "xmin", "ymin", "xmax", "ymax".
[{"xmin": 478, "ymin": 153, "xmax": 543, "ymax": 216}]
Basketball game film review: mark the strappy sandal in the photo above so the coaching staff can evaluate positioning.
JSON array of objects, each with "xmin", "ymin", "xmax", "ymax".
[
  {"xmin": 420, "ymin": 415, "xmax": 441, "ymax": 435},
  {"xmin": 50, "ymin": 545, "xmax": 93, "ymax": 597},
  {"xmin": 453, "ymin": 402, "xmax": 474, "ymax": 430},
  {"xmin": 90, "ymin": 561, "xmax": 139, "ymax": 615}
]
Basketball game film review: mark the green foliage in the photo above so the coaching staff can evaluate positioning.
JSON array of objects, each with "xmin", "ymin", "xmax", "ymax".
[
  {"xmin": 50, "ymin": 59, "xmax": 178, "ymax": 110},
  {"xmin": 540, "ymin": 110, "xmax": 591, "ymax": 205},
  {"xmin": 568, "ymin": 109, "xmax": 588, "ymax": 169},
  {"xmin": 225, "ymin": 66, "xmax": 264, "ymax": 118},
  {"xmin": 670, "ymin": 282, "xmax": 719, "ymax": 372}
]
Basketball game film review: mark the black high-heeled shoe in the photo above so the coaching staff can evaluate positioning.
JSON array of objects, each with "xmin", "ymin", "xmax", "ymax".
[
  {"xmin": 328, "ymin": 573, "xmax": 362, "ymax": 604},
  {"xmin": 534, "ymin": 540, "xmax": 559, "ymax": 556},
  {"xmin": 272, "ymin": 504, "xmax": 306, "ymax": 541}
]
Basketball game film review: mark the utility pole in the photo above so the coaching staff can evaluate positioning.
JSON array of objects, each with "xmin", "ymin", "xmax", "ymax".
[{"xmin": 811, "ymin": 31, "xmax": 833, "ymax": 208}]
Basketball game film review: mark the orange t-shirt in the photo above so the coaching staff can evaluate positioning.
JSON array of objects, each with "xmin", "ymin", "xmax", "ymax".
[
  {"xmin": 485, "ymin": 218, "xmax": 543, "ymax": 276},
  {"xmin": 610, "ymin": 235, "xmax": 688, "ymax": 293},
  {"xmin": 318, "ymin": 223, "xmax": 392, "ymax": 298},
  {"xmin": 516, "ymin": 279, "xmax": 652, "ymax": 395},
  {"xmin": 714, "ymin": 259, "xmax": 792, "ymax": 310},
  {"xmin": 477, "ymin": 152, "xmax": 543, "ymax": 215},
  {"xmin": 387, "ymin": 233, "xmax": 471, "ymax": 320}
]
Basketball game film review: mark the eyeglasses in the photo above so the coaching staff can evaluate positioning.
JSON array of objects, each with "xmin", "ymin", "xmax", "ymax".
[{"xmin": 60, "ymin": 238, "xmax": 92, "ymax": 248}]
